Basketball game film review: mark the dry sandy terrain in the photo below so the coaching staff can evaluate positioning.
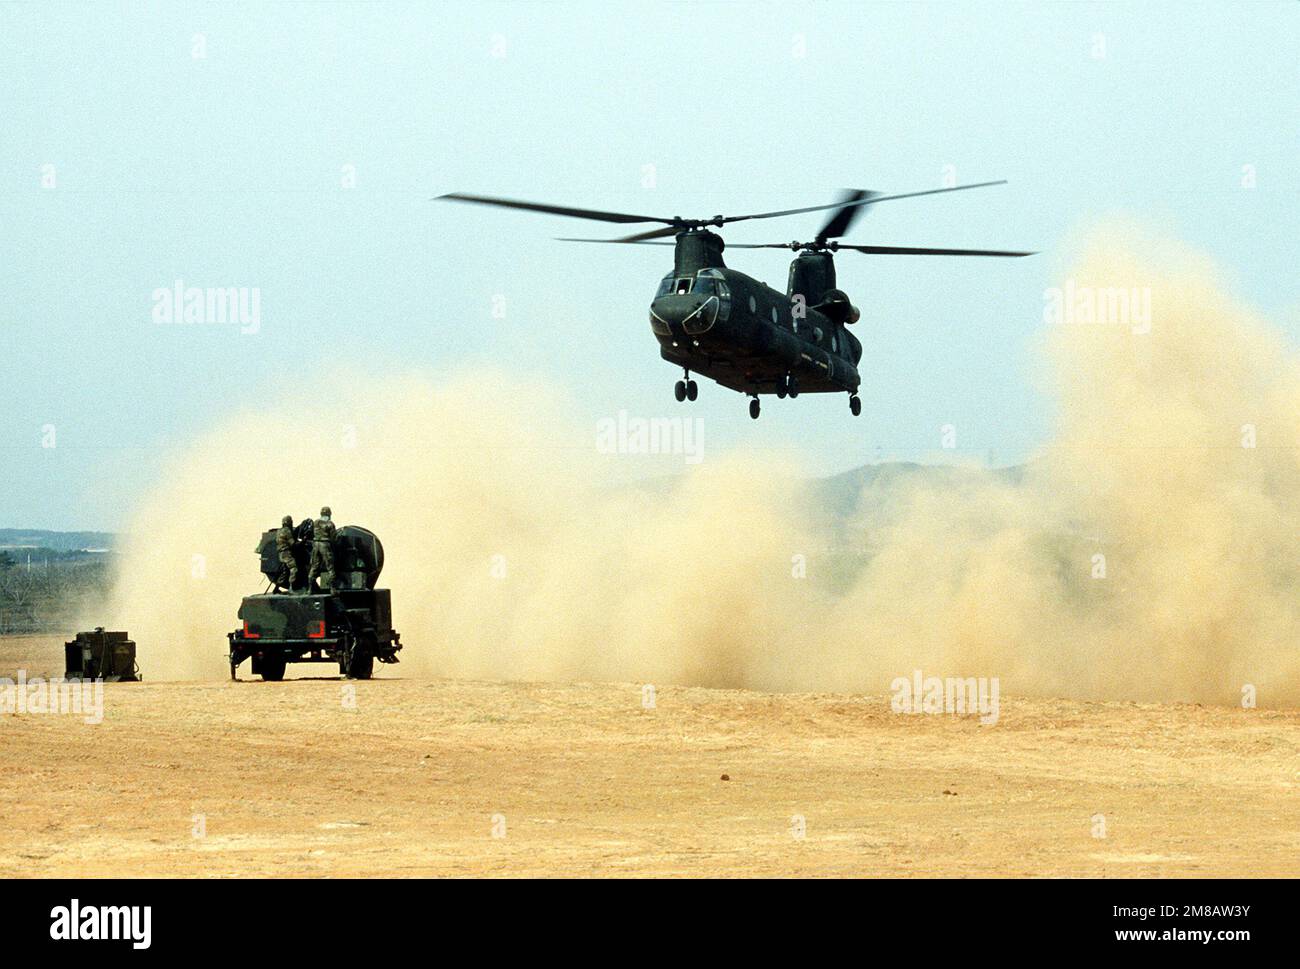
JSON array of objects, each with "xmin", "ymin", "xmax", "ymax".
[{"xmin": 1, "ymin": 634, "xmax": 1295, "ymax": 877}]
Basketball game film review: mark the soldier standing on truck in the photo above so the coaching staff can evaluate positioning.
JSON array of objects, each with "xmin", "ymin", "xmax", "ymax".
[
  {"xmin": 308, "ymin": 505, "xmax": 338, "ymax": 592},
  {"xmin": 275, "ymin": 515, "xmax": 298, "ymax": 591}
]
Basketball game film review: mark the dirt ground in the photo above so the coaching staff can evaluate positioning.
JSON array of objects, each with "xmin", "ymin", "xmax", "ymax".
[{"xmin": 0, "ymin": 634, "xmax": 1295, "ymax": 877}]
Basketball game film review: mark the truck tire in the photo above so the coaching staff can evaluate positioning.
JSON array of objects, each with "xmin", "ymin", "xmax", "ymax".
[
  {"xmin": 346, "ymin": 650, "xmax": 373, "ymax": 680},
  {"xmin": 345, "ymin": 634, "xmax": 375, "ymax": 680},
  {"xmin": 260, "ymin": 656, "xmax": 286, "ymax": 681}
]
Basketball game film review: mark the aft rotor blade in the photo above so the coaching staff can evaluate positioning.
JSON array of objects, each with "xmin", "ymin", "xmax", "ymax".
[
  {"xmin": 437, "ymin": 193, "xmax": 673, "ymax": 226},
  {"xmin": 815, "ymin": 189, "xmax": 880, "ymax": 241},
  {"xmin": 838, "ymin": 244, "xmax": 1035, "ymax": 256},
  {"xmin": 720, "ymin": 180, "xmax": 1009, "ymax": 226}
]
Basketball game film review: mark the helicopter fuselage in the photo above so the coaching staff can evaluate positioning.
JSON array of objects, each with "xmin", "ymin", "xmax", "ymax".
[{"xmin": 649, "ymin": 231, "xmax": 862, "ymax": 397}]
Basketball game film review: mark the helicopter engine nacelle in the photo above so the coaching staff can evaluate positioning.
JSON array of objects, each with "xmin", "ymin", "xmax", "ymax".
[{"xmin": 815, "ymin": 289, "xmax": 861, "ymax": 325}]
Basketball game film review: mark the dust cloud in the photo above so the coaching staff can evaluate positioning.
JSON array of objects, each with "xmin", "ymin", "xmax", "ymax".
[{"xmin": 105, "ymin": 226, "xmax": 1300, "ymax": 705}]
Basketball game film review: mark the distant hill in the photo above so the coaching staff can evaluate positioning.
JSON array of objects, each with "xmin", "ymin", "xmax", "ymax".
[
  {"xmin": 0, "ymin": 529, "xmax": 118, "ymax": 553},
  {"xmin": 807, "ymin": 461, "xmax": 1025, "ymax": 528},
  {"xmin": 610, "ymin": 461, "xmax": 1027, "ymax": 549},
  {"xmin": 0, "ymin": 462, "xmax": 1026, "ymax": 555}
]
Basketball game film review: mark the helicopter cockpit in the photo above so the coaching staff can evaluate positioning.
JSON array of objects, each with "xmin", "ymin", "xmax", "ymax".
[
  {"xmin": 650, "ymin": 269, "xmax": 732, "ymax": 335},
  {"xmin": 654, "ymin": 269, "xmax": 732, "ymax": 305}
]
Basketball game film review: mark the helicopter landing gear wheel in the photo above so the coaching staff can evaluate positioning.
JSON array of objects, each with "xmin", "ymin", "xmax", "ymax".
[
  {"xmin": 685, "ymin": 379, "xmax": 698, "ymax": 401},
  {"xmin": 786, "ymin": 375, "xmax": 799, "ymax": 399},
  {"xmin": 850, "ymin": 395, "xmax": 862, "ymax": 416},
  {"xmin": 749, "ymin": 397, "xmax": 761, "ymax": 420},
  {"xmin": 674, "ymin": 380, "xmax": 686, "ymax": 402},
  {"xmin": 776, "ymin": 379, "xmax": 787, "ymax": 400}
]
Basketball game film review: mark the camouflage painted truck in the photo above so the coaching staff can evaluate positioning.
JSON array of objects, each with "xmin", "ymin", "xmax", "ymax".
[{"xmin": 227, "ymin": 524, "xmax": 402, "ymax": 681}]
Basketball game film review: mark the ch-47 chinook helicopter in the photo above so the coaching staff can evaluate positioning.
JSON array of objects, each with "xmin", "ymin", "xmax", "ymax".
[{"xmin": 439, "ymin": 181, "xmax": 1033, "ymax": 419}]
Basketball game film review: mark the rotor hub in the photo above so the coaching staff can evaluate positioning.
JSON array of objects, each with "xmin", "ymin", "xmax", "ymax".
[{"xmin": 784, "ymin": 239, "xmax": 839, "ymax": 252}]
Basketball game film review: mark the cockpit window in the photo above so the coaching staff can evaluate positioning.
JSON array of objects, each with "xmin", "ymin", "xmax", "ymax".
[
  {"xmin": 654, "ymin": 275, "xmax": 674, "ymax": 299},
  {"xmin": 692, "ymin": 277, "xmax": 718, "ymax": 295},
  {"xmin": 674, "ymin": 278, "xmax": 693, "ymax": 295}
]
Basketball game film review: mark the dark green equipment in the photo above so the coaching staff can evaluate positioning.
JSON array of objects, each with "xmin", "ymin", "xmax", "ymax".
[
  {"xmin": 65, "ymin": 628, "xmax": 141, "ymax": 681},
  {"xmin": 227, "ymin": 524, "xmax": 402, "ymax": 681},
  {"xmin": 439, "ymin": 183, "xmax": 1033, "ymax": 419}
]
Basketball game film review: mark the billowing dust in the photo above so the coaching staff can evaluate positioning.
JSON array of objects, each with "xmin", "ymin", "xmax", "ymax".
[{"xmin": 103, "ymin": 227, "xmax": 1300, "ymax": 705}]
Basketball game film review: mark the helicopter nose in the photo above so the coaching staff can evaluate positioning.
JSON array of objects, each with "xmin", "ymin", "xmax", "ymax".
[{"xmin": 650, "ymin": 294, "xmax": 707, "ymax": 333}]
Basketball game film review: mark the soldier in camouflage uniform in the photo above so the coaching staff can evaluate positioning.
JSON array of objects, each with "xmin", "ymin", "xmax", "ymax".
[
  {"xmin": 308, "ymin": 505, "xmax": 338, "ymax": 592},
  {"xmin": 275, "ymin": 515, "xmax": 298, "ymax": 591}
]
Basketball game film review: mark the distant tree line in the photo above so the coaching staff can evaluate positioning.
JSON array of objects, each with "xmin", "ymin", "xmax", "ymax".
[{"xmin": 0, "ymin": 549, "xmax": 115, "ymax": 634}]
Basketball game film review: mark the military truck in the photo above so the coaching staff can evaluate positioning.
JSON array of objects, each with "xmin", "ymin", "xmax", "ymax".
[{"xmin": 227, "ymin": 524, "xmax": 402, "ymax": 681}]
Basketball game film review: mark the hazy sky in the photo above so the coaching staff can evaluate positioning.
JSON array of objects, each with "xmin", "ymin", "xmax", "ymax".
[{"xmin": 2, "ymin": 1, "xmax": 1296, "ymax": 529}]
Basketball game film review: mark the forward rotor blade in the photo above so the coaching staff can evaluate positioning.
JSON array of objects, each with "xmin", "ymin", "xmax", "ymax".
[
  {"xmin": 557, "ymin": 238, "xmax": 1034, "ymax": 256},
  {"xmin": 838, "ymin": 244, "xmax": 1035, "ymax": 257},
  {"xmin": 720, "ymin": 180, "xmax": 1009, "ymax": 226},
  {"xmin": 606, "ymin": 224, "xmax": 683, "ymax": 242},
  {"xmin": 556, "ymin": 237, "xmax": 675, "ymax": 245},
  {"xmin": 437, "ymin": 193, "xmax": 672, "ymax": 226},
  {"xmin": 440, "ymin": 181, "xmax": 1010, "ymax": 234}
]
